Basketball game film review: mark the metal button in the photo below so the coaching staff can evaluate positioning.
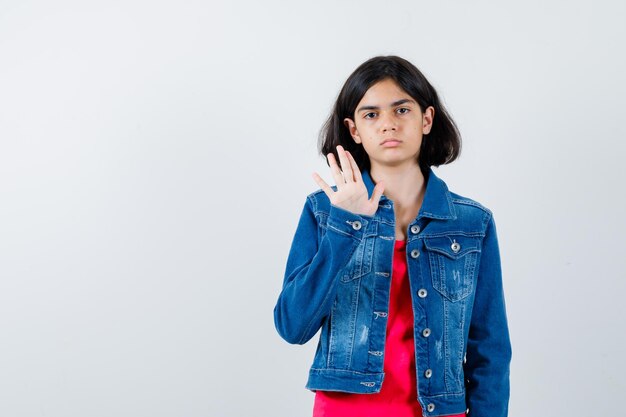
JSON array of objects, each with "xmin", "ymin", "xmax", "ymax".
[
  {"xmin": 424, "ymin": 369, "xmax": 432, "ymax": 378},
  {"xmin": 418, "ymin": 289, "xmax": 427, "ymax": 298},
  {"xmin": 410, "ymin": 224, "xmax": 420, "ymax": 234},
  {"xmin": 352, "ymin": 221, "xmax": 362, "ymax": 230},
  {"xmin": 422, "ymin": 328, "xmax": 431, "ymax": 337},
  {"xmin": 427, "ymin": 403, "xmax": 435, "ymax": 412},
  {"xmin": 451, "ymin": 240, "xmax": 460, "ymax": 252},
  {"xmin": 410, "ymin": 249, "xmax": 420, "ymax": 258}
]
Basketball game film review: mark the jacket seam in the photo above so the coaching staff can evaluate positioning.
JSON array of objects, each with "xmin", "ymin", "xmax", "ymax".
[
  {"xmin": 297, "ymin": 199, "xmax": 360, "ymax": 344},
  {"xmin": 451, "ymin": 198, "xmax": 493, "ymax": 216}
]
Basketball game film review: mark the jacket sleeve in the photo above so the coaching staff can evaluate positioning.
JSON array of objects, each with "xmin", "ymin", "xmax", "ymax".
[
  {"xmin": 464, "ymin": 213, "xmax": 512, "ymax": 417},
  {"xmin": 273, "ymin": 195, "xmax": 372, "ymax": 345}
]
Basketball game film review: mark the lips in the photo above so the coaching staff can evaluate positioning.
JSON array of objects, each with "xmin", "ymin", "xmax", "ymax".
[{"xmin": 381, "ymin": 138, "xmax": 402, "ymax": 145}]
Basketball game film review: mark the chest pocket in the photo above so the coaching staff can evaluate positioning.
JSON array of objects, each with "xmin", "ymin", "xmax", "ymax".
[
  {"xmin": 340, "ymin": 221, "xmax": 378, "ymax": 282},
  {"xmin": 424, "ymin": 234, "xmax": 482, "ymax": 301}
]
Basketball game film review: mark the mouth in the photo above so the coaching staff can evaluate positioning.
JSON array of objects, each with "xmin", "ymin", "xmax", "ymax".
[{"xmin": 381, "ymin": 138, "xmax": 402, "ymax": 146}]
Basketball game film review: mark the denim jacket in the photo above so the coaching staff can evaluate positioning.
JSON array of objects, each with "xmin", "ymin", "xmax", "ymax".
[{"xmin": 273, "ymin": 167, "xmax": 512, "ymax": 417}]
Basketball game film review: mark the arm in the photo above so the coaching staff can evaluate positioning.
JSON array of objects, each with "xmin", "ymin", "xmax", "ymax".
[
  {"xmin": 464, "ymin": 214, "xmax": 512, "ymax": 417},
  {"xmin": 273, "ymin": 195, "xmax": 370, "ymax": 345}
]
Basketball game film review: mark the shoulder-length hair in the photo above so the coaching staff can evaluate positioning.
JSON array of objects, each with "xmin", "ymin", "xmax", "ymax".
[{"xmin": 318, "ymin": 55, "xmax": 462, "ymax": 175}]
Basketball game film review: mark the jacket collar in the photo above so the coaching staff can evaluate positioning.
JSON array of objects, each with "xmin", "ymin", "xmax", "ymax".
[{"xmin": 361, "ymin": 167, "xmax": 457, "ymax": 220}]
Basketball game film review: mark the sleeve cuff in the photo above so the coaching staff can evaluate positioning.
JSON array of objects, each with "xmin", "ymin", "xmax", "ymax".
[{"xmin": 327, "ymin": 203, "xmax": 370, "ymax": 240}]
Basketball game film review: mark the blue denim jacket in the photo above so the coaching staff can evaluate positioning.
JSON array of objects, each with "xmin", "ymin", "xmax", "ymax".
[{"xmin": 274, "ymin": 167, "xmax": 512, "ymax": 417}]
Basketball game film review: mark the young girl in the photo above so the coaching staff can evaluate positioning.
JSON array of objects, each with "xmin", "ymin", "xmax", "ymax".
[{"xmin": 273, "ymin": 55, "xmax": 512, "ymax": 417}]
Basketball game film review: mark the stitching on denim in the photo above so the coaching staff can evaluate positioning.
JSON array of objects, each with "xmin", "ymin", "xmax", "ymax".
[
  {"xmin": 309, "ymin": 368, "xmax": 382, "ymax": 376},
  {"xmin": 443, "ymin": 294, "xmax": 451, "ymax": 392},
  {"xmin": 420, "ymin": 390, "xmax": 467, "ymax": 398},
  {"xmin": 308, "ymin": 194, "xmax": 318, "ymax": 213},
  {"xmin": 427, "ymin": 246, "xmax": 480, "ymax": 260},
  {"xmin": 438, "ymin": 252, "xmax": 446, "ymax": 296},
  {"xmin": 299, "ymin": 240, "xmax": 359, "ymax": 344},
  {"xmin": 420, "ymin": 231, "xmax": 485, "ymax": 238},
  {"xmin": 451, "ymin": 197, "xmax": 492, "ymax": 216},
  {"xmin": 420, "ymin": 211, "xmax": 454, "ymax": 220},
  {"xmin": 342, "ymin": 234, "xmax": 376, "ymax": 282},
  {"xmin": 325, "ymin": 235, "xmax": 368, "ymax": 362},
  {"xmin": 346, "ymin": 277, "xmax": 360, "ymax": 366},
  {"xmin": 365, "ymin": 221, "xmax": 378, "ymax": 238},
  {"xmin": 327, "ymin": 224, "xmax": 356, "ymax": 238},
  {"xmin": 427, "ymin": 239, "xmax": 477, "ymax": 302},
  {"xmin": 327, "ymin": 298, "xmax": 337, "ymax": 368},
  {"xmin": 456, "ymin": 301, "xmax": 467, "ymax": 389},
  {"xmin": 483, "ymin": 210, "xmax": 493, "ymax": 231},
  {"xmin": 464, "ymin": 253, "xmax": 477, "ymax": 298},
  {"xmin": 445, "ymin": 188, "xmax": 457, "ymax": 218},
  {"xmin": 316, "ymin": 212, "xmax": 329, "ymax": 234}
]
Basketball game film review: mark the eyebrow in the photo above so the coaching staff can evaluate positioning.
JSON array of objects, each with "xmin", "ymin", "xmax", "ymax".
[{"xmin": 357, "ymin": 98, "xmax": 416, "ymax": 113}]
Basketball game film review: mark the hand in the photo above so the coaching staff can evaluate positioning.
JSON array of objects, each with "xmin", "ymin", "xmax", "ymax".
[{"xmin": 312, "ymin": 145, "xmax": 385, "ymax": 217}]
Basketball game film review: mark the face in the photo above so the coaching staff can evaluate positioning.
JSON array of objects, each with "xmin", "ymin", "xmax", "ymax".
[{"xmin": 344, "ymin": 78, "xmax": 434, "ymax": 170}]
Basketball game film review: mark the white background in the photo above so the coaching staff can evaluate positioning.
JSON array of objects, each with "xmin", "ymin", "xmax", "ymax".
[{"xmin": 1, "ymin": 0, "xmax": 625, "ymax": 416}]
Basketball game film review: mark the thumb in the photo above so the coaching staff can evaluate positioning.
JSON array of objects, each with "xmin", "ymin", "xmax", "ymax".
[{"xmin": 370, "ymin": 181, "xmax": 385, "ymax": 204}]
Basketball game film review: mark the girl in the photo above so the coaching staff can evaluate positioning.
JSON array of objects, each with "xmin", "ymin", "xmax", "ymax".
[{"xmin": 273, "ymin": 55, "xmax": 511, "ymax": 417}]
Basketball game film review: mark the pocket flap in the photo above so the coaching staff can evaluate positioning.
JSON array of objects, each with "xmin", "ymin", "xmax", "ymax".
[{"xmin": 423, "ymin": 235, "xmax": 481, "ymax": 259}]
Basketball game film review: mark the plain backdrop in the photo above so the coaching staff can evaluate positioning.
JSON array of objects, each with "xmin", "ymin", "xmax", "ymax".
[{"xmin": 1, "ymin": 0, "xmax": 625, "ymax": 416}]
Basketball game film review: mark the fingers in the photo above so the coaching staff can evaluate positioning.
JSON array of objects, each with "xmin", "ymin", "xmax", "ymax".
[
  {"xmin": 345, "ymin": 150, "xmax": 363, "ymax": 183},
  {"xmin": 335, "ymin": 145, "xmax": 354, "ymax": 182},
  {"xmin": 326, "ymin": 153, "xmax": 345, "ymax": 187},
  {"xmin": 312, "ymin": 172, "xmax": 335, "ymax": 199},
  {"xmin": 326, "ymin": 145, "xmax": 355, "ymax": 187},
  {"xmin": 370, "ymin": 181, "xmax": 385, "ymax": 204}
]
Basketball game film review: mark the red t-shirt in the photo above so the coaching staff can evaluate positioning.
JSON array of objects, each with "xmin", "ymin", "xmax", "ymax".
[{"xmin": 313, "ymin": 239, "xmax": 466, "ymax": 417}]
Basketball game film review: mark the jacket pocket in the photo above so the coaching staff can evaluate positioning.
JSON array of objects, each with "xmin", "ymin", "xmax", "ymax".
[
  {"xmin": 424, "ymin": 234, "xmax": 482, "ymax": 301},
  {"xmin": 340, "ymin": 221, "xmax": 378, "ymax": 282}
]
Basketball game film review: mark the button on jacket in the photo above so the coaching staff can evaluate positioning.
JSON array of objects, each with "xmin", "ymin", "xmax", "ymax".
[{"xmin": 273, "ymin": 168, "xmax": 512, "ymax": 417}]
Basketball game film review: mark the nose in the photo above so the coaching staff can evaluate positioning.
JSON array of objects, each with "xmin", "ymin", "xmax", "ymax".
[{"xmin": 380, "ymin": 111, "xmax": 397, "ymax": 132}]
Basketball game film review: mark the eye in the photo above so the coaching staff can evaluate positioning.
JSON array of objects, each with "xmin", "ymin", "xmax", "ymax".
[
  {"xmin": 364, "ymin": 112, "xmax": 376, "ymax": 119},
  {"xmin": 397, "ymin": 107, "xmax": 410, "ymax": 114}
]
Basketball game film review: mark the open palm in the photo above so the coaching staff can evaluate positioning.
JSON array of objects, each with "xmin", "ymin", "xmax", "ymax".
[{"xmin": 312, "ymin": 145, "xmax": 385, "ymax": 217}]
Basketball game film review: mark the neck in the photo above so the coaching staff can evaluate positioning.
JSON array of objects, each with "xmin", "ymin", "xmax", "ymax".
[{"xmin": 370, "ymin": 163, "xmax": 426, "ymax": 208}]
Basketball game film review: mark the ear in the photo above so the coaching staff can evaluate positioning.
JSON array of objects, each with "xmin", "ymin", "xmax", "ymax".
[
  {"xmin": 422, "ymin": 106, "xmax": 435, "ymax": 135},
  {"xmin": 344, "ymin": 117, "xmax": 362, "ymax": 144}
]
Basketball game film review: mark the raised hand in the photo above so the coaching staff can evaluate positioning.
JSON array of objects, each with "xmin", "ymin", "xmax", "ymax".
[{"xmin": 312, "ymin": 145, "xmax": 385, "ymax": 217}]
